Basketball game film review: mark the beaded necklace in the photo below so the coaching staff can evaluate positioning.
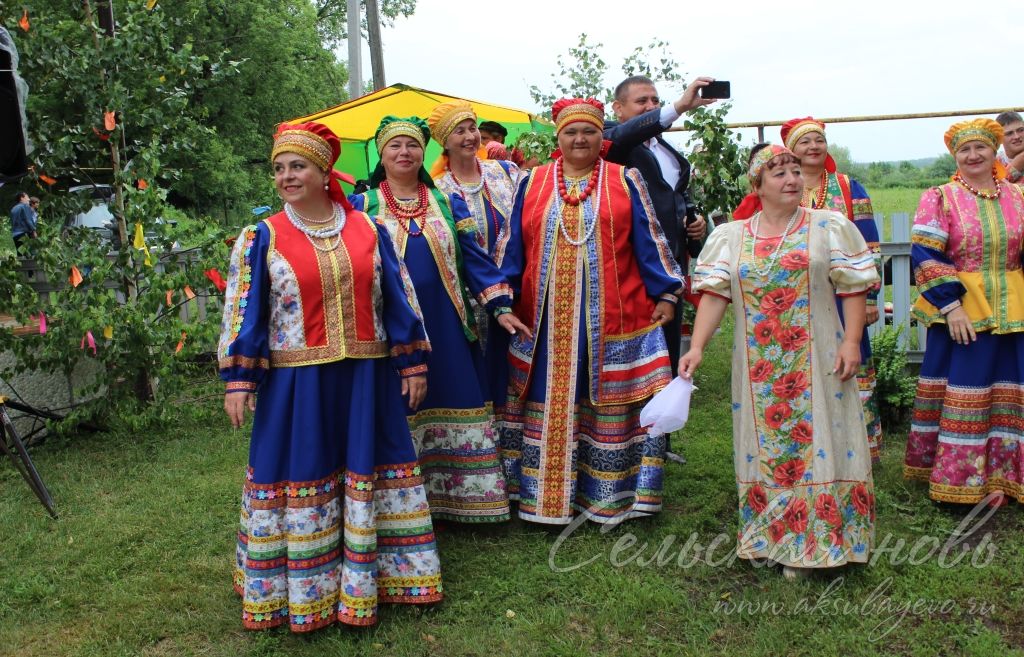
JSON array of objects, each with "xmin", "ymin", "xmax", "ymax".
[
  {"xmin": 804, "ymin": 171, "xmax": 828, "ymax": 209},
  {"xmin": 284, "ymin": 202, "xmax": 347, "ymax": 252},
  {"xmin": 953, "ymin": 172, "xmax": 1000, "ymax": 200},
  {"xmin": 749, "ymin": 208, "xmax": 801, "ymax": 277},
  {"xmin": 552, "ymin": 159, "xmax": 605, "ymax": 246},
  {"xmin": 556, "ymin": 157, "xmax": 601, "ymax": 206},
  {"xmin": 288, "ymin": 205, "xmax": 336, "ymax": 225},
  {"xmin": 449, "ymin": 161, "xmax": 501, "ymax": 242},
  {"xmin": 380, "ymin": 180, "xmax": 429, "ymax": 237}
]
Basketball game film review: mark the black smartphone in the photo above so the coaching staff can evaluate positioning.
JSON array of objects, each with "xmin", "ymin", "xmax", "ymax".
[{"xmin": 699, "ymin": 81, "xmax": 730, "ymax": 99}]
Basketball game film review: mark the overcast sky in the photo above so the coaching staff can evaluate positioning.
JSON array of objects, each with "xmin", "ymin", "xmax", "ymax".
[{"xmin": 349, "ymin": 0, "xmax": 1021, "ymax": 163}]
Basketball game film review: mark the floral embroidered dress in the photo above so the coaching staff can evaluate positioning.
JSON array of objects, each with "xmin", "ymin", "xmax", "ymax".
[
  {"xmin": 434, "ymin": 158, "xmax": 521, "ymax": 411},
  {"xmin": 352, "ymin": 187, "xmax": 512, "ymax": 523},
  {"xmin": 802, "ymin": 173, "xmax": 884, "ymax": 460},
  {"xmin": 693, "ymin": 209, "xmax": 878, "ymax": 567},
  {"xmin": 218, "ymin": 205, "xmax": 442, "ymax": 632},
  {"xmin": 496, "ymin": 161, "xmax": 685, "ymax": 525},
  {"xmin": 904, "ymin": 180, "xmax": 1024, "ymax": 504},
  {"xmin": 434, "ymin": 159, "xmax": 520, "ymax": 255}
]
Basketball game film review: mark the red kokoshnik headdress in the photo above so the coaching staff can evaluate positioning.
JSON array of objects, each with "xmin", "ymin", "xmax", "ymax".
[
  {"xmin": 552, "ymin": 97, "xmax": 605, "ymax": 134},
  {"xmin": 271, "ymin": 121, "xmax": 355, "ymax": 206},
  {"xmin": 551, "ymin": 97, "xmax": 611, "ymax": 160},
  {"xmin": 780, "ymin": 116, "xmax": 836, "ymax": 174}
]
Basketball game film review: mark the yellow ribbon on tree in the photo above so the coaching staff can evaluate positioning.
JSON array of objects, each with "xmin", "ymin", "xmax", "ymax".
[{"xmin": 133, "ymin": 222, "xmax": 154, "ymax": 267}]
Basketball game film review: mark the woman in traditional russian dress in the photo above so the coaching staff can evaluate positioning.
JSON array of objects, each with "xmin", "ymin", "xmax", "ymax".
[
  {"xmin": 496, "ymin": 97, "xmax": 684, "ymax": 525},
  {"xmin": 680, "ymin": 144, "xmax": 879, "ymax": 577},
  {"xmin": 904, "ymin": 118, "xmax": 1024, "ymax": 507},
  {"xmin": 351, "ymin": 116, "xmax": 528, "ymax": 524},
  {"xmin": 428, "ymin": 101, "xmax": 521, "ymax": 412},
  {"xmin": 219, "ymin": 121, "xmax": 442, "ymax": 631},
  {"xmin": 780, "ymin": 117, "xmax": 884, "ymax": 461}
]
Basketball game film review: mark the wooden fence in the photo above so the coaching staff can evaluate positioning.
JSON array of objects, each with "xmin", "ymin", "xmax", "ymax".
[{"xmin": 867, "ymin": 212, "xmax": 925, "ymax": 364}]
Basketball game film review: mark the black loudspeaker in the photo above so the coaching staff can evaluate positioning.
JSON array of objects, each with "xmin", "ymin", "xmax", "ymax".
[{"xmin": 0, "ymin": 27, "xmax": 29, "ymax": 182}]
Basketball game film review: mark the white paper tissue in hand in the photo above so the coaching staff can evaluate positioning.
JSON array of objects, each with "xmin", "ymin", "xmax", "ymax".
[{"xmin": 640, "ymin": 376, "xmax": 696, "ymax": 437}]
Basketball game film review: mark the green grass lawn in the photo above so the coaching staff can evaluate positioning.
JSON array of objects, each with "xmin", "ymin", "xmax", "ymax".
[{"xmin": 1, "ymin": 320, "xmax": 1022, "ymax": 657}]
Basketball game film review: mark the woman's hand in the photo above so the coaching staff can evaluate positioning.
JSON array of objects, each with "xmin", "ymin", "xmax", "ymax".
[
  {"xmin": 225, "ymin": 392, "xmax": 256, "ymax": 429},
  {"xmin": 945, "ymin": 306, "xmax": 976, "ymax": 345},
  {"xmin": 865, "ymin": 305, "xmax": 880, "ymax": 325},
  {"xmin": 497, "ymin": 312, "xmax": 533, "ymax": 340},
  {"xmin": 832, "ymin": 341, "xmax": 861, "ymax": 381},
  {"xmin": 678, "ymin": 348, "xmax": 703, "ymax": 380},
  {"xmin": 402, "ymin": 374, "xmax": 427, "ymax": 411},
  {"xmin": 651, "ymin": 300, "xmax": 676, "ymax": 325}
]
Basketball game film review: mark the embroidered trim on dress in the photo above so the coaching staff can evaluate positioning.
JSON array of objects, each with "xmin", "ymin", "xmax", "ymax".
[{"xmin": 224, "ymin": 227, "xmax": 257, "ymax": 354}]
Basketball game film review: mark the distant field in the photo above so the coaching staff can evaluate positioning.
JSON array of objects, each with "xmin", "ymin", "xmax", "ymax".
[{"xmin": 870, "ymin": 187, "xmax": 926, "ymax": 241}]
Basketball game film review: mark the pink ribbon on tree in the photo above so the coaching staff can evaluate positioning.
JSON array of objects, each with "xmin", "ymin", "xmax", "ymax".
[{"xmin": 80, "ymin": 331, "xmax": 97, "ymax": 355}]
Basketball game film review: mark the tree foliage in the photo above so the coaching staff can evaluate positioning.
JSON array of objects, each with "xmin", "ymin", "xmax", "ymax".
[
  {"xmin": 148, "ymin": 1, "xmax": 353, "ymax": 221},
  {"xmin": 682, "ymin": 105, "xmax": 745, "ymax": 219},
  {"xmin": 3, "ymin": 1, "xmax": 379, "ymax": 223},
  {"xmin": 528, "ymin": 33, "xmax": 610, "ymax": 114},
  {"xmin": 0, "ymin": 3, "xmax": 229, "ymax": 424},
  {"xmin": 529, "ymin": 34, "xmax": 684, "ymax": 117},
  {"xmin": 0, "ymin": 1, "xmax": 423, "ymax": 426}
]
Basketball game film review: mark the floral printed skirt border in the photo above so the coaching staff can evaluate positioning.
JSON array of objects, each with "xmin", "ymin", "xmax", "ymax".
[
  {"xmin": 905, "ymin": 328, "xmax": 1024, "ymax": 504},
  {"xmin": 736, "ymin": 480, "xmax": 875, "ymax": 567},
  {"xmin": 408, "ymin": 404, "xmax": 511, "ymax": 523}
]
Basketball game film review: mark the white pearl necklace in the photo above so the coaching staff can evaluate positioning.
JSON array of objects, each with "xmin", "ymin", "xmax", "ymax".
[
  {"xmin": 749, "ymin": 208, "xmax": 801, "ymax": 277},
  {"xmin": 554, "ymin": 160, "xmax": 604, "ymax": 246},
  {"xmin": 284, "ymin": 202, "xmax": 347, "ymax": 239}
]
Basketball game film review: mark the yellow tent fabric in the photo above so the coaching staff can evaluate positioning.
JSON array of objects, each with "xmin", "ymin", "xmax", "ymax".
[{"xmin": 288, "ymin": 83, "xmax": 554, "ymax": 186}]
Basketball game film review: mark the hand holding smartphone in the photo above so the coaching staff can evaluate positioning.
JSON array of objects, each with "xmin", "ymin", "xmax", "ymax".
[{"xmin": 698, "ymin": 81, "xmax": 731, "ymax": 99}]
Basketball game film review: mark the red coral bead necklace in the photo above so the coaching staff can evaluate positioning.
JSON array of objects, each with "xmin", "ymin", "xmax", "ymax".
[{"xmin": 380, "ymin": 180, "xmax": 428, "ymax": 237}]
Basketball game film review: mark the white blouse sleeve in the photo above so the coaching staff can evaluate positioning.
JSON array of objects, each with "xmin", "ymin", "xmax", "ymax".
[
  {"xmin": 692, "ymin": 223, "xmax": 735, "ymax": 301},
  {"xmin": 826, "ymin": 211, "xmax": 880, "ymax": 295}
]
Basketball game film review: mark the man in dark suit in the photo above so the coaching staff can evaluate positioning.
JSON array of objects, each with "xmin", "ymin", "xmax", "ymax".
[
  {"xmin": 604, "ymin": 75, "xmax": 716, "ymax": 369},
  {"xmin": 605, "ymin": 76, "xmax": 715, "ymax": 465}
]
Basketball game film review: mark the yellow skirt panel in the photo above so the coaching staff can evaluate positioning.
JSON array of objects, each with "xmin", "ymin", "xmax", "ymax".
[{"xmin": 912, "ymin": 270, "xmax": 1024, "ymax": 333}]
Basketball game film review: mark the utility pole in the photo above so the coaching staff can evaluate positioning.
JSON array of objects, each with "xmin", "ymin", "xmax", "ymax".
[
  {"xmin": 365, "ymin": 0, "xmax": 386, "ymax": 91},
  {"xmin": 346, "ymin": 0, "xmax": 362, "ymax": 99}
]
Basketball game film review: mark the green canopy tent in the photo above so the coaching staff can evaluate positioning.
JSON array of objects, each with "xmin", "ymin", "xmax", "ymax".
[{"xmin": 288, "ymin": 83, "xmax": 553, "ymax": 187}]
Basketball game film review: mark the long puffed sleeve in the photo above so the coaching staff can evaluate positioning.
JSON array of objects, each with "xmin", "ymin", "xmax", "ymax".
[
  {"xmin": 624, "ymin": 168, "xmax": 685, "ymax": 301},
  {"xmin": 848, "ymin": 178, "xmax": 882, "ymax": 305},
  {"xmin": 376, "ymin": 223, "xmax": 430, "ymax": 377},
  {"xmin": 826, "ymin": 211, "xmax": 880, "ymax": 296},
  {"xmin": 218, "ymin": 224, "xmax": 270, "ymax": 393},
  {"xmin": 494, "ymin": 171, "xmax": 530, "ymax": 296},
  {"xmin": 691, "ymin": 222, "xmax": 736, "ymax": 301},
  {"xmin": 910, "ymin": 187, "xmax": 966, "ymax": 314},
  {"xmin": 449, "ymin": 193, "xmax": 514, "ymax": 314}
]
